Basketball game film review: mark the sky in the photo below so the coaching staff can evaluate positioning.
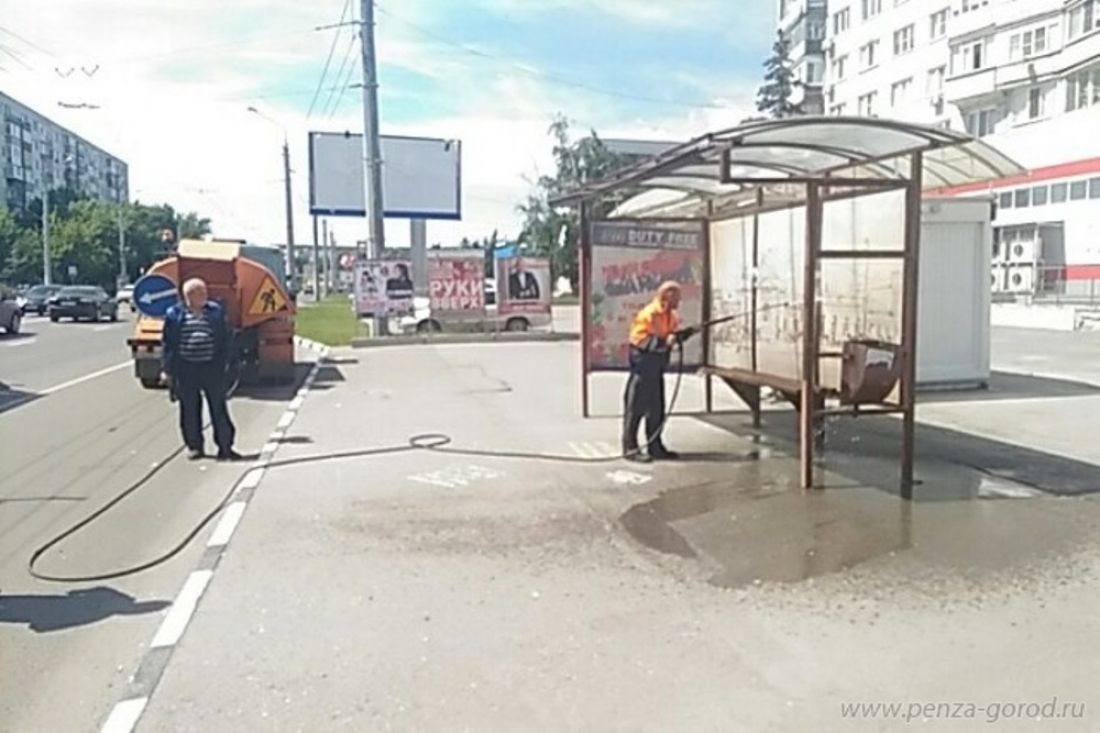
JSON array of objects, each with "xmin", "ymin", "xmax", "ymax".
[{"xmin": 0, "ymin": 0, "xmax": 775, "ymax": 250}]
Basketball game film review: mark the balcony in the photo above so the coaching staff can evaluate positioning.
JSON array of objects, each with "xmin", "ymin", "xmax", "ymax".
[{"xmin": 945, "ymin": 65, "xmax": 998, "ymax": 103}]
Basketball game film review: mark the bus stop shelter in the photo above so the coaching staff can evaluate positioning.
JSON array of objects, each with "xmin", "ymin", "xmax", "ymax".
[{"xmin": 552, "ymin": 117, "xmax": 1020, "ymax": 498}]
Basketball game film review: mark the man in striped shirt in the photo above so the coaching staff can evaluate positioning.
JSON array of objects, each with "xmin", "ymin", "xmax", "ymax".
[{"xmin": 162, "ymin": 278, "xmax": 240, "ymax": 460}]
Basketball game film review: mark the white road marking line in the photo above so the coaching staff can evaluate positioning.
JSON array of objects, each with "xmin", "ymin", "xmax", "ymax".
[
  {"xmin": 239, "ymin": 468, "xmax": 265, "ymax": 490},
  {"xmin": 276, "ymin": 411, "xmax": 294, "ymax": 429},
  {"xmin": 607, "ymin": 469, "xmax": 653, "ymax": 486},
  {"xmin": 150, "ymin": 570, "xmax": 214, "ymax": 648},
  {"xmin": 100, "ymin": 697, "xmax": 148, "ymax": 733},
  {"xmin": 261, "ymin": 441, "xmax": 279, "ymax": 455},
  {"xmin": 206, "ymin": 501, "xmax": 247, "ymax": 547},
  {"xmin": 40, "ymin": 360, "xmax": 131, "ymax": 395},
  {"xmin": 93, "ymin": 324, "xmax": 113, "ymax": 332},
  {"xmin": 288, "ymin": 396, "xmax": 305, "ymax": 411}
]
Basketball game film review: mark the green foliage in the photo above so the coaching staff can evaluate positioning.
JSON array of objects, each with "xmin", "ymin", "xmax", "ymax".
[
  {"xmin": 0, "ymin": 192, "xmax": 212, "ymax": 288},
  {"xmin": 518, "ymin": 116, "xmax": 628, "ymax": 288},
  {"xmin": 756, "ymin": 31, "xmax": 802, "ymax": 119}
]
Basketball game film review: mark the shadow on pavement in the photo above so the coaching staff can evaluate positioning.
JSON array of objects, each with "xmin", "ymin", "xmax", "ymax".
[
  {"xmin": 0, "ymin": 382, "xmax": 40, "ymax": 416},
  {"xmin": 696, "ymin": 409, "xmax": 1100, "ymax": 499},
  {"xmin": 0, "ymin": 587, "xmax": 169, "ymax": 633},
  {"xmin": 919, "ymin": 370, "xmax": 1100, "ymax": 404},
  {"xmin": 0, "ymin": 331, "xmax": 38, "ymax": 342},
  {"xmin": 233, "ymin": 363, "xmax": 314, "ymax": 402}
]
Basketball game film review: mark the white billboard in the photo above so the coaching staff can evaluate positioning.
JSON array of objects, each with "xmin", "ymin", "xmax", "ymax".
[{"xmin": 308, "ymin": 132, "xmax": 461, "ymax": 220}]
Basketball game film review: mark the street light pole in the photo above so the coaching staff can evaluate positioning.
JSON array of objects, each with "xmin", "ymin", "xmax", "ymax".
[
  {"xmin": 41, "ymin": 188, "xmax": 51, "ymax": 285},
  {"xmin": 247, "ymin": 106, "xmax": 296, "ymax": 294},
  {"xmin": 117, "ymin": 205, "xmax": 127, "ymax": 284}
]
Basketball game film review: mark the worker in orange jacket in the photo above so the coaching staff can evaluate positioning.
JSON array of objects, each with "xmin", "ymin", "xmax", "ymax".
[{"xmin": 622, "ymin": 281, "xmax": 695, "ymax": 462}]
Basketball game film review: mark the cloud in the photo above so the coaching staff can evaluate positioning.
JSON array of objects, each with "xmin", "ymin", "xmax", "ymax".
[{"xmin": 2, "ymin": 0, "xmax": 769, "ymax": 254}]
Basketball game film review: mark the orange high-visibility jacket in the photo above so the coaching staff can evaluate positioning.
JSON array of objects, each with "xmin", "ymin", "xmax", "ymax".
[{"xmin": 629, "ymin": 298, "xmax": 680, "ymax": 351}]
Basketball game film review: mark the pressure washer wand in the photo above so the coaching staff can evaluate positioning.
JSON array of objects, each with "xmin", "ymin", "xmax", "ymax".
[{"xmin": 674, "ymin": 302, "xmax": 793, "ymax": 342}]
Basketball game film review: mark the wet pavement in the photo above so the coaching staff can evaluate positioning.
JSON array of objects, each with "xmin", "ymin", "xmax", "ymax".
[{"xmin": 131, "ymin": 340, "xmax": 1100, "ymax": 731}]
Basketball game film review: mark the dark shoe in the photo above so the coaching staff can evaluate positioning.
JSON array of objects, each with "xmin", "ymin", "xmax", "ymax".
[
  {"xmin": 624, "ymin": 451, "xmax": 652, "ymax": 463},
  {"xmin": 187, "ymin": 448, "xmax": 205, "ymax": 461},
  {"xmin": 217, "ymin": 449, "xmax": 244, "ymax": 462},
  {"xmin": 650, "ymin": 449, "xmax": 680, "ymax": 461}
]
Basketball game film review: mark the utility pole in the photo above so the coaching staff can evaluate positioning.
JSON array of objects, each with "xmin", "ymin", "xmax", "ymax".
[
  {"xmin": 359, "ymin": 0, "xmax": 385, "ymax": 259},
  {"xmin": 311, "ymin": 215, "xmax": 321, "ymax": 300},
  {"xmin": 41, "ymin": 188, "xmax": 51, "ymax": 285},
  {"xmin": 283, "ymin": 137, "xmax": 297, "ymax": 294},
  {"xmin": 328, "ymin": 227, "xmax": 338, "ymax": 293},
  {"xmin": 117, "ymin": 205, "xmax": 127, "ymax": 284},
  {"xmin": 321, "ymin": 218, "xmax": 331, "ymax": 294}
]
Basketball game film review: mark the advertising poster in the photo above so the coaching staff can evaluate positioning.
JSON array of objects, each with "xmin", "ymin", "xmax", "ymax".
[
  {"xmin": 495, "ymin": 253, "xmax": 551, "ymax": 316},
  {"xmin": 588, "ymin": 221, "xmax": 706, "ymax": 371},
  {"xmin": 429, "ymin": 252, "xmax": 485, "ymax": 315},
  {"xmin": 354, "ymin": 260, "xmax": 415, "ymax": 316}
]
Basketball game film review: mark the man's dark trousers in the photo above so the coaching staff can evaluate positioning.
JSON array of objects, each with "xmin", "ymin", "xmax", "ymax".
[
  {"xmin": 622, "ymin": 347, "xmax": 668, "ymax": 454},
  {"xmin": 176, "ymin": 362, "xmax": 235, "ymax": 453}
]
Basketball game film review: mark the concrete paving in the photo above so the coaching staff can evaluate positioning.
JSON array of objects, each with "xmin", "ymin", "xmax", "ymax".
[
  {"xmin": 136, "ymin": 340, "xmax": 1100, "ymax": 732},
  {"xmin": 0, "ymin": 317, "xmax": 309, "ymax": 731}
]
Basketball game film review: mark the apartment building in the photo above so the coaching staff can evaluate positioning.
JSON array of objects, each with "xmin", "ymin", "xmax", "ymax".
[
  {"xmin": 780, "ymin": 0, "xmax": 829, "ymax": 114},
  {"xmin": 801, "ymin": 0, "xmax": 1100, "ymax": 296},
  {"xmin": 1, "ymin": 90, "xmax": 128, "ymax": 213}
]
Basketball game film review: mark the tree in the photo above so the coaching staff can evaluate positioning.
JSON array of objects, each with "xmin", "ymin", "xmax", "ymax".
[
  {"xmin": 518, "ymin": 116, "xmax": 627, "ymax": 288},
  {"xmin": 756, "ymin": 31, "xmax": 802, "ymax": 119}
]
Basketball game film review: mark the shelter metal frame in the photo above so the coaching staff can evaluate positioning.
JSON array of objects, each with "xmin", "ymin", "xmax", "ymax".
[{"xmin": 555, "ymin": 117, "xmax": 1022, "ymax": 498}]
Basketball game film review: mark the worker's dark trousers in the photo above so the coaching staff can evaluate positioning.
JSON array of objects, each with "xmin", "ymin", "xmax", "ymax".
[
  {"xmin": 176, "ymin": 361, "xmax": 235, "ymax": 453},
  {"xmin": 622, "ymin": 350, "xmax": 668, "ymax": 454}
]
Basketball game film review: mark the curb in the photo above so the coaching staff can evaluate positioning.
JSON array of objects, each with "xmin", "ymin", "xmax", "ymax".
[
  {"xmin": 100, "ymin": 341, "xmax": 331, "ymax": 733},
  {"xmin": 351, "ymin": 331, "xmax": 579, "ymax": 348}
]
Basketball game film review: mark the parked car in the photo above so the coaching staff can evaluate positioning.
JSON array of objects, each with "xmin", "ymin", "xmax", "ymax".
[
  {"xmin": 48, "ymin": 285, "xmax": 119, "ymax": 322},
  {"xmin": 116, "ymin": 283, "xmax": 136, "ymax": 312},
  {"xmin": 398, "ymin": 279, "xmax": 551, "ymax": 334},
  {"xmin": 0, "ymin": 286, "xmax": 22, "ymax": 334},
  {"xmin": 20, "ymin": 284, "xmax": 62, "ymax": 315}
]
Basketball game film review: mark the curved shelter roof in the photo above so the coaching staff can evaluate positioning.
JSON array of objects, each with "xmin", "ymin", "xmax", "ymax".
[{"xmin": 550, "ymin": 116, "xmax": 1024, "ymax": 219}]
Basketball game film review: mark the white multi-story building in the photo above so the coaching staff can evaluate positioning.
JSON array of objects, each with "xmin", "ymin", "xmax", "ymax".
[
  {"xmin": 802, "ymin": 0, "xmax": 1100, "ymax": 297},
  {"xmin": 1, "ymin": 91, "xmax": 128, "ymax": 213},
  {"xmin": 780, "ymin": 0, "xmax": 829, "ymax": 114}
]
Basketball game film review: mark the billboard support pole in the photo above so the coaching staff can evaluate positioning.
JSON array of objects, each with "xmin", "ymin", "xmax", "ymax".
[
  {"xmin": 579, "ymin": 201, "xmax": 591, "ymax": 419},
  {"xmin": 311, "ymin": 215, "xmax": 321, "ymax": 300},
  {"xmin": 702, "ymin": 205, "xmax": 713, "ymax": 414},
  {"xmin": 410, "ymin": 219, "xmax": 428, "ymax": 297}
]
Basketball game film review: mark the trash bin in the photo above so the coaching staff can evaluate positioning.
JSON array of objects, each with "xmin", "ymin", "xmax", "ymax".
[{"xmin": 840, "ymin": 339, "xmax": 901, "ymax": 405}]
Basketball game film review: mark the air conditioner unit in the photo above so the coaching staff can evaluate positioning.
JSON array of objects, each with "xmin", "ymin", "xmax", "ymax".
[
  {"xmin": 1007, "ymin": 264, "xmax": 1036, "ymax": 293},
  {"xmin": 990, "ymin": 264, "xmax": 1007, "ymax": 292},
  {"xmin": 1007, "ymin": 237, "xmax": 1040, "ymax": 265}
]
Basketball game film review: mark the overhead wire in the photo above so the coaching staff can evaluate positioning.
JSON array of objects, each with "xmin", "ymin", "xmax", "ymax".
[
  {"xmin": 322, "ymin": 31, "xmax": 359, "ymax": 117},
  {"xmin": 307, "ymin": 0, "xmax": 353, "ymax": 118}
]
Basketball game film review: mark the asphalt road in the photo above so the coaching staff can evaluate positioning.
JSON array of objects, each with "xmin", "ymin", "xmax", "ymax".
[{"xmin": 0, "ymin": 312, "xmax": 304, "ymax": 731}]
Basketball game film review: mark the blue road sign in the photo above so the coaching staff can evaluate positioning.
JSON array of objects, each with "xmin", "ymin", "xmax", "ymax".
[{"xmin": 133, "ymin": 274, "xmax": 179, "ymax": 318}]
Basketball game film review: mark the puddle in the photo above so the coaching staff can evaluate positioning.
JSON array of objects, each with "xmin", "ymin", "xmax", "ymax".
[{"xmin": 620, "ymin": 464, "xmax": 1100, "ymax": 590}]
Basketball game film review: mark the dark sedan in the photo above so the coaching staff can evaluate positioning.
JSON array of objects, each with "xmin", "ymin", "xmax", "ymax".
[
  {"xmin": 21, "ymin": 284, "xmax": 62, "ymax": 315},
  {"xmin": 48, "ymin": 286, "xmax": 119, "ymax": 322}
]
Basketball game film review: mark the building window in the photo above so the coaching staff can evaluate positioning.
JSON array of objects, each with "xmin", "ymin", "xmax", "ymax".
[
  {"xmin": 1068, "ymin": 0, "xmax": 1099, "ymax": 40},
  {"xmin": 930, "ymin": 8, "xmax": 948, "ymax": 39},
  {"xmin": 1014, "ymin": 188, "xmax": 1031, "ymax": 207},
  {"xmin": 858, "ymin": 91, "xmax": 878, "ymax": 116},
  {"xmin": 891, "ymin": 77, "xmax": 913, "ymax": 106},
  {"xmin": 1071, "ymin": 180, "xmax": 1088, "ymax": 199},
  {"xmin": 860, "ymin": 40, "xmax": 879, "ymax": 69},
  {"xmin": 1052, "ymin": 182, "xmax": 1068, "ymax": 203},
  {"xmin": 833, "ymin": 54, "xmax": 848, "ymax": 80},
  {"xmin": 1032, "ymin": 185, "xmax": 1049, "ymax": 205},
  {"xmin": 926, "ymin": 65, "xmax": 946, "ymax": 94},
  {"xmin": 1065, "ymin": 64, "xmax": 1100, "ymax": 112},
  {"xmin": 1029, "ymin": 87, "xmax": 1045, "ymax": 119},
  {"xmin": 862, "ymin": 0, "xmax": 883, "ymax": 20},
  {"xmin": 955, "ymin": 40, "xmax": 987, "ymax": 73},
  {"xmin": 965, "ymin": 108, "xmax": 1000, "ymax": 137},
  {"xmin": 893, "ymin": 25, "xmax": 915, "ymax": 55},
  {"xmin": 961, "ymin": 0, "xmax": 990, "ymax": 11},
  {"xmin": 999, "ymin": 192, "xmax": 1013, "ymax": 209},
  {"xmin": 1010, "ymin": 27, "xmax": 1050, "ymax": 60},
  {"xmin": 1090, "ymin": 177, "xmax": 1100, "ymax": 198},
  {"xmin": 834, "ymin": 7, "xmax": 851, "ymax": 34},
  {"xmin": 831, "ymin": 103, "xmax": 848, "ymax": 115}
]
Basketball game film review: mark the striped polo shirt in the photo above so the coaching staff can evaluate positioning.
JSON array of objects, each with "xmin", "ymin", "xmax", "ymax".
[{"xmin": 179, "ymin": 310, "xmax": 216, "ymax": 363}]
